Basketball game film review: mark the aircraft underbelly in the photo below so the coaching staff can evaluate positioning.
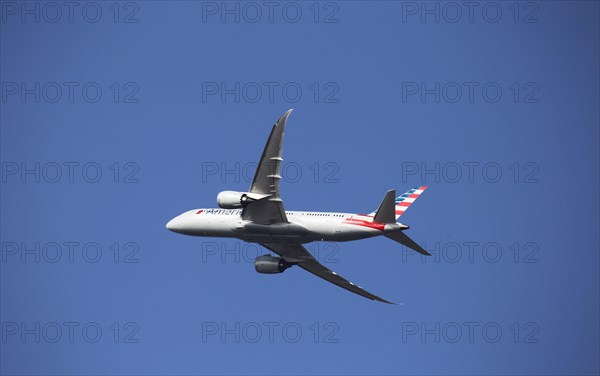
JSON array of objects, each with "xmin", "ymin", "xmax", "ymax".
[
  {"xmin": 236, "ymin": 221, "xmax": 311, "ymax": 243},
  {"xmin": 290, "ymin": 218, "xmax": 380, "ymax": 242}
]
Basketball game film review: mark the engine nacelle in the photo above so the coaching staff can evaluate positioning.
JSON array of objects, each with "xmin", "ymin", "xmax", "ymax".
[
  {"xmin": 216, "ymin": 191, "xmax": 250, "ymax": 209},
  {"xmin": 255, "ymin": 255, "xmax": 291, "ymax": 274}
]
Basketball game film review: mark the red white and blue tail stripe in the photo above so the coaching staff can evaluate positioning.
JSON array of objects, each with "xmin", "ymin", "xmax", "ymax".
[
  {"xmin": 394, "ymin": 186, "xmax": 427, "ymax": 219},
  {"xmin": 369, "ymin": 186, "xmax": 427, "ymax": 221}
]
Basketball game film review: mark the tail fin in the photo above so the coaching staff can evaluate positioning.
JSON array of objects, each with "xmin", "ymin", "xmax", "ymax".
[
  {"xmin": 373, "ymin": 190, "xmax": 396, "ymax": 224},
  {"xmin": 394, "ymin": 186, "xmax": 427, "ymax": 220},
  {"xmin": 369, "ymin": 186, "xmax": 427, "ymax": 221}
]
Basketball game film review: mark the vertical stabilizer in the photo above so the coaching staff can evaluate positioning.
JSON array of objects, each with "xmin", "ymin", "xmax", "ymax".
[{"xmin": 373, "ymin": 190, "xmax": 397, "ymax": 224}]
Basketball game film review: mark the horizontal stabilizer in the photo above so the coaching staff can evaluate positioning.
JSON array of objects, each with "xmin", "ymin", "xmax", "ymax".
[{"xmin": 385, "ymin": 231, "xmax": 431, "ymax": 256}]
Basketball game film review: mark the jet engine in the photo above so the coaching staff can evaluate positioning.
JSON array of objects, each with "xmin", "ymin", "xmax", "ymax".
[
  {"xmin": 216, "ymin": 191, "xmax": 251, "ymax": 209},
  {"xmin": 255, "ymin": 255, "xmax": 291, "ymax": 274},
  {"xmin": 217, "ymin": 191, "xmax": 271, "ymax": 209}
]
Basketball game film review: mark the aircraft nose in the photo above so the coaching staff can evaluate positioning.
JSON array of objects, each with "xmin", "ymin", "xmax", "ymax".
[
  {"xmin": 166, "ymin": 218, "xmax": 176, "ymax": 231},
  {"xmin": 166, "ymin": 212, "xmax": 196, "ymax": 235},
  {"xmin": 166, "ymin": 216, "xmax": 183, "ymax": 232}
]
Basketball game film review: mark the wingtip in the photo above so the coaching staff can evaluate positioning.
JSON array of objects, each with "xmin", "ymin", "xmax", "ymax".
[
  {"xmin": 384, "ymin": 299, "xmax": 404, "ymax": 306},
  {"xmin": 276, "ymin": 109, "xmax": 294, "ymax": 125},
  {"xmin": 374, "ymin": 296, "xmax": 395, "ymax": 304}
]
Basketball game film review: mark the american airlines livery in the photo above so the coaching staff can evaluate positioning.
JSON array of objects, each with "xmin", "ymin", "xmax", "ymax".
[{"xmin": 166, "ymin": 110, "xmax": 430, "ymax": 303}]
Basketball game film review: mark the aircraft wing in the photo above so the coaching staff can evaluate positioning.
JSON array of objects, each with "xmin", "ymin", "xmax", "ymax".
[
  {"xmin": 242, "ymin": 110, "xmax": 293, "ymax": 224},
  {"xmin": 260, "ymin": 243, "xmax": 393, "ymax": 304}
]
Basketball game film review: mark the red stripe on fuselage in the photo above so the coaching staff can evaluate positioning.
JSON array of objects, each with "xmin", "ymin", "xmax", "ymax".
[{"xmin": 343, "ymin": 218, "xmax": 386, "ymax": 231}]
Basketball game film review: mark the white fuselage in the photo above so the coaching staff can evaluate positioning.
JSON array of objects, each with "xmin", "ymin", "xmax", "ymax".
[{"xmin": 166, "ymin": 208, "xmax": 407, "ymax": 244}]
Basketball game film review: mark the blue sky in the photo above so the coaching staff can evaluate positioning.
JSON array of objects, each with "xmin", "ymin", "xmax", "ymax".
[{"xmin": 1, "ymin": 1, "xmax": 598, "ymax": 375}]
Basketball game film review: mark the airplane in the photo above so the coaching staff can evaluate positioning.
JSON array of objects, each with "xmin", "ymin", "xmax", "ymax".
[{"xmin": 166, "ymin": 110, "xmax": 430, "ymax": 303}]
